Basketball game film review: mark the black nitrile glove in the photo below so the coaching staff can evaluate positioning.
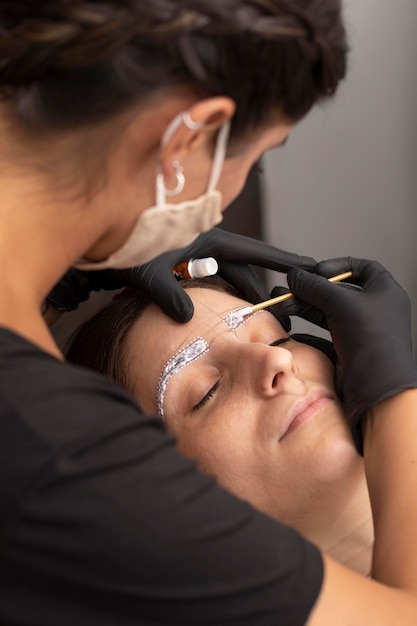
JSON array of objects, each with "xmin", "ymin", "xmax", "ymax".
[
  {"xmin": 214, "ymin": 261, "xmax": 292, "ymax": 331},
  {"xmin": 292, "ymin": 333, "xmax": 336, "ymax": 365},
  {"xmin": 46, "ymin": 269, "xmax": 95, "ymax": 312},
  {"xmin": 276, "ymin": 257, "xmax": 417, "ymax": 453},
  {"xmin": 47, "ymin": 228, "xmax": 316, "ymax": 330},
  {"xmin": 46, "ymin": 267, "xmax": 141, "ymax": 312},
  {"xmin": 116, "ymin": 229, "xmax": 316, "ymax": 327}
]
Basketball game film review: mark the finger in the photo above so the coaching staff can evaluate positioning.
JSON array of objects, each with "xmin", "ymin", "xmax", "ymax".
[
  {"xmin": 316, "ymin": 257, "xmax": 392, "ymax": 295},
  {"xmin": 219, "ymin": 263, "xmax": 291, "ymax": 331},
  {"xmin": 218, "ymin": 262, "xmax": 270, "ymax": 302},
  {"xmin": 188, "ymin": 229, "xmax": 317, "ymax": 272},
  {"xmin": 292, "ymin": 333, "xmax": 336, "ymax": 365},
  {"xmin": 270, "ymin": 285, "xmax": 291, "ymax": 299},
  {"xmin": 280, "ymin": 303, "xmax": 328, "ymax": 329},
  {"xmin": 314, "ymin": 257, "xmax": 355, "ymax": 279},
  {"xmin": 269, "ymin": 285, "xmax": 327, "ymax": 330},
  {"xmin": 315, "ymin": 257, "xmax": 379, "ymax": 284},
  {"xmin": 224, "ymin": 231, "xmax": 317, "ymax": 272},
  {"xmin": 287, "ymin": 267, "xmax": 345, "ymax": 310},
  {"xmin": 270, "ymin": 285, "xmax": 310, "ymax": 317},
  {"xmin": 140, "ymin": 269, "xmax": 194, "ymax": 323},
  {"xmin": 270, "ymin": 285, "xmax": 300, "ymax": 315}
]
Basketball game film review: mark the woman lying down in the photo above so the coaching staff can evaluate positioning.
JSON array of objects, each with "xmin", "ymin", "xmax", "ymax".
[{"xmin": 67, "ymin": 276, "xmax": 373, "ymax": 577}]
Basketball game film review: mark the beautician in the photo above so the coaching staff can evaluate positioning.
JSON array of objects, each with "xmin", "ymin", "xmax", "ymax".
[{"xmin": 1, "ymin": 2, "xmax": 417, "ymax": 625}]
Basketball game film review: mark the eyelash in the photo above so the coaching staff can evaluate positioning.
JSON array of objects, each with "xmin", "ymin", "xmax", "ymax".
[
  {"xmin": 192, "ymin": 379, "xmax": 221, "ymax": 412},
  {"xmin": 269, "ymin": 336, "xmax": 292, "ymax": 347},
  {"xmin": 192, "ymin": 336, "xmax": 292, "ymax": 412}
]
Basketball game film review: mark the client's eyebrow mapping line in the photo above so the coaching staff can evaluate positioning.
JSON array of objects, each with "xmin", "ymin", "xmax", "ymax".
[
  {"xmin": 156, "ymin": 270, "xmax": 354, "ymax": 418},
  {"xmin": 156, "ymin": 305, "xmax": 260, "ymax": 420}
]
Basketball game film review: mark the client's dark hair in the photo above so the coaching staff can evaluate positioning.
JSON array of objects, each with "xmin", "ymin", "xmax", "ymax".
[
  {"xmin": 66, "ymin": 276, "xmax": 240, "ymax": 394},
  {"xmin": 0, "ymin": 0, "xmax": 347, "ymax": 140}
]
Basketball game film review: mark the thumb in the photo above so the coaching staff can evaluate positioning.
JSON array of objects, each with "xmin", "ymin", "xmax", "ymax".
[
  {"xmin": 287, "ymin": 268, "xmax": 341, "ymax": 310},
  {"xmin": 270, "ymin": 285, "xmax": 301, "ymax": 318},
  {"xmin": 271, "ymin": 281, "xmax": 328, "ymax": 329}
]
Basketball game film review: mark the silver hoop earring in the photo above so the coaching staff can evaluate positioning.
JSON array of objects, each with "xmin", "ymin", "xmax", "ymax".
[
  {"xmin": 164, "ymin": 161, "xmax": 185, "ymax": 197},
  {"xmin": 182, "ymin": 111, "xmax": 203, "ymax": 131}
]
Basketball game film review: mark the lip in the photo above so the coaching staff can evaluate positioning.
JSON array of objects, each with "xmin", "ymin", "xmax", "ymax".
[{"xmin": 278, "ymin": 389, "xmax": 333, "ymax": 441}]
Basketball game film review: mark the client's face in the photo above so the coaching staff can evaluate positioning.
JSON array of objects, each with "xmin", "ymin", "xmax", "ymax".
[{"xmin": 124, "ymin": 287, "xmax": 363, "ymax": 527}]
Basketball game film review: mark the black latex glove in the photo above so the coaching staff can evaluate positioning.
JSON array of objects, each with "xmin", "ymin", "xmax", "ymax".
[
  {"xmin": 47, "ymin": 269, "xmax": 95, "ymax": 312},
  {"xmin": 291, "ymin": 333, "xmax": 336, "ymax": 365},
  {"xmin": 47, "ymin": 228, "xmax": 316, "ymax": 330},
  {"xmin": 215, "ymin": 261, "xmax": 292, "ymax": 331},
  {"xmin": 275, "ymin": 257, "xmax": 417, "ymax": 453}
]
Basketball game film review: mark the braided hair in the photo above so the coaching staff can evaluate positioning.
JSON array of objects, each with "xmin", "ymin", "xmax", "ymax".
[{"xmin": 0, "ymin": 0, "xmax": 347, "ymax": 139}]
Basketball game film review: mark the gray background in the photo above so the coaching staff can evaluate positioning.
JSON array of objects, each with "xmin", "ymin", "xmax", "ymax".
[
  {"xmin": 262, "ymin": 0, "xmax": 417, "ymax": 348},
  {"xmin": 54, "ymin": 0, "xmax": 417, "ymax": 353}
]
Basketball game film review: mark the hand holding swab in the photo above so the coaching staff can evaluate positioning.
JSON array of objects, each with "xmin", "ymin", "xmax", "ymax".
[
  {"xmin": 225, "ymin": 271, "xmax": 353, "ymax": 329},
  {"xmin": 251, "ymin": 270, "xmax": 353, "ymax": 312}
]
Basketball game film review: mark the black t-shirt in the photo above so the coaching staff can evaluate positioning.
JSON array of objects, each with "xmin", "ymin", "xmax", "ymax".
[{"xmin": 0, "ymin": 328, "xmax": 323, "ymax": 625}]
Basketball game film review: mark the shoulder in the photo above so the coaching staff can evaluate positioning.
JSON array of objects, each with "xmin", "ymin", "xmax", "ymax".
[
  {"xmin": 0, "ymin": 325, "xmax": 147, "ymax": 439},
  {"xmin": 0, "ymin": 326, "xmax": 163, "ymax": 510}
]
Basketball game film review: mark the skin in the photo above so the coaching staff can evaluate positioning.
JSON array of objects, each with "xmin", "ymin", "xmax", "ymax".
[
  {"xmin": 123, "ymin": 287, "xmax": 373, "ymax": 574},
  {"xmin": 0, "ymin": 92, "xmax": 291, "ymax": 356},
  {"xmin": 80, "ymin": 95, "xmax": 293, "ymax": 264},
  {"xmin": 2, "ymin": 88, "xmax": 417, "ymax": 623}
]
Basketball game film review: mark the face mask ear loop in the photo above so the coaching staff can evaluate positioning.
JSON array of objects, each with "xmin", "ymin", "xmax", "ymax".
[
  {"xmin": 156, "ymin": 112, "xmax": 185, "ymax": 207},
  {"xmin": 156, "ymin": 114, "xmax": 231, "ymax": 206},
  {"xmin": 206, "ymin": 119, "xmax": 231, "ymax": 193}
]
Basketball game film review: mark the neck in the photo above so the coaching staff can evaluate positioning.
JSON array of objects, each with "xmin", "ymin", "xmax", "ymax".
[
  {"xmin": 300, "ymin": 469, "xmax": 374, "ymax": 576},
  {"xmin": 0, "ymin": 172, "xmax": 106, "ymax": 356},
  {"xmin": 323, "ymin": 502, "xmax": 373, "ymax": 577}
]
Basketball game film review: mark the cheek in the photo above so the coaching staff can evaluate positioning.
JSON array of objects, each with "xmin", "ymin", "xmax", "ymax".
[
  {"xmin": 172, "ymin": 410, "xmax": 256, "ymax": 488},
  {"xmin": 182, "ymin": 424, "xmax": 297, "ymax": 522},
  {"xmin": 175, "ymin": 422, "xmax": 239, "ymax": 472}
]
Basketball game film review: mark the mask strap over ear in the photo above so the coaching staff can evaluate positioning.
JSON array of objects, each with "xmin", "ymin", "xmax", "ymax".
[
  {"xmin": 206, "ymin": 119, "xmax": 230, "ymax": 192},
  {"xmin": 156, "ymin": 111, "xmax": 230, "ymax": 206}
]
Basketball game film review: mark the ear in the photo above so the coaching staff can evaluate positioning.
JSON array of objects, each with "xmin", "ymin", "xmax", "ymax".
[{"xmin": 160, "ymin": 97, "xmax": 236, "ymax": 180}]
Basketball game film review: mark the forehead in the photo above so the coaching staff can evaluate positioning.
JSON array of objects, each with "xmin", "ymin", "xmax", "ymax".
[
  {"xmin": 125, "ymin": 287, "xmax": 251, "ymax": 408},
  {"xmin": 149, "ymin": 287, "xmax": 250, "ymax": 346}
]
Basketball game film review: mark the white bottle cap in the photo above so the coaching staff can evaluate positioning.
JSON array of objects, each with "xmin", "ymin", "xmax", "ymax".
[{"xmin": 189, "ymin": 257, "xmax": 219, "ymax": 278}]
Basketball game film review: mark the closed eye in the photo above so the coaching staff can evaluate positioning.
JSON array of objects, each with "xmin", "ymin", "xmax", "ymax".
[
  {"xmin": 192, "ymin": 380, "xmax": 221, "ymax": 412},
  {"xmin": 192, "ymin": 337, "xmax": 292, "ymax": 411},
  {"xmin": 269, "ymin": 336, "xmax": 292, "ymax": 347}
]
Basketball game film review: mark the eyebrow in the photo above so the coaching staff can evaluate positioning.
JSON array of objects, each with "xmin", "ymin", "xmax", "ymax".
[
  {"xmin": 155, "ymin": 308, "xmax": 266, "ymax": 418},
  {"xmin": 156, "ymin": 338, "xmax": 209, "ymax": 420}
]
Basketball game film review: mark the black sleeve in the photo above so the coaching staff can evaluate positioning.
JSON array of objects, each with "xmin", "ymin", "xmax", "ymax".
[{"xmin": 0, "ymin": 330, "xmax": 323, "ymax": 626}]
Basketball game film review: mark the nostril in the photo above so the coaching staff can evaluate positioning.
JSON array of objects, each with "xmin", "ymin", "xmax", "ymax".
[{"xmin": 271, "ymin": 373, "xmax": 281, "ymax": 388}]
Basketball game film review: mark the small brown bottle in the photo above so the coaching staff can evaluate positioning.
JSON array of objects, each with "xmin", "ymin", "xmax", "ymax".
[{"xmin": 173, "ymin": 257, "xmax": 218, "ymax": 279}]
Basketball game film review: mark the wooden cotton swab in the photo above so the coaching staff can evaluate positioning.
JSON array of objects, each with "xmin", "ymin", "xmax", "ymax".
[
  {"xmin": 250, "ymin": 271, "xmax": 353, "ymax": 312},
  {"xmin": 226, "ymin": 271, "xmax": 353, "ymax": 329}
]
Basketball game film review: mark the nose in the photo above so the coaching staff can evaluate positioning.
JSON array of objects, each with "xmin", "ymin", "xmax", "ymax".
[{"xmin": 231, "ymin": 341, "xmax": 302, "ymax": 398}]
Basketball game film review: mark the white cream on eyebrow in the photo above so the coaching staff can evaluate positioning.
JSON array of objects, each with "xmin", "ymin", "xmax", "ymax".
[
  {"xmin": 157, "ymin": 338, "xmax": 208, "ymax": 420},
  {"xmin": 156, "ymin": 308, "xmax": 261, "ymax": 419},
  {"xmin": 224, "ymin": 307, "xmax": 252, "ymax": 330},
  {"xmin": 224, "ymin": 307, "xmax": 263, "ymax": 330}
]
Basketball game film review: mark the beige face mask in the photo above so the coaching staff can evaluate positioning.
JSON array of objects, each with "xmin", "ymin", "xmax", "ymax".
[{"xmin": 75, "ymin": 112, "xmax": 230, "ymax": 270}]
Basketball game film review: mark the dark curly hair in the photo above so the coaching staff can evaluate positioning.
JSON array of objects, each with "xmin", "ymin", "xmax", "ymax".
[{"xmin": 0, "ymin": 0, "xmax": 348, "ymax": 139}]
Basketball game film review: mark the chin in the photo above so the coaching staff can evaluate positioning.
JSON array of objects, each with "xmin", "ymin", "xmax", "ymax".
[{"xmin": 284, "ymin": 416, "xmax": 361, "ymax": 485}]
